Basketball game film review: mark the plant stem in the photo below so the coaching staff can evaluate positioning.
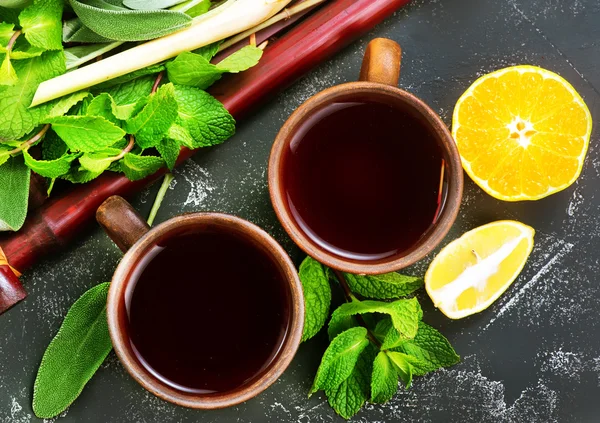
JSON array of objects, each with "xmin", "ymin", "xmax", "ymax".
[
  {"xmin": 6, "ymin": 30, "xmax": 21, "ymax": 51},
  {"xmin": 333, "ymin": 269, "xmax": 382, "ymax": 348},
  {"xmin": 113, "ymin": 135, "xmax": 135, "ymax": 162},
  {"xmin": 147, "ymin": 173, "xmax": 174, "ymax": 226},
  {"xmin": 8, "ymin": 124, "xmax": 50, "ymax": 155},
  {"xmin": 151, "ymin": 71, "xmax": 164, "ymax": 94}
]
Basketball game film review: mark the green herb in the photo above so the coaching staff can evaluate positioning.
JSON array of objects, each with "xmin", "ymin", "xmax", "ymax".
[
  {"xmin": 19, "ymin": 0, "xmax": 63, "ymax": 51},
  {"xmin": 123, "ymin": 0, "xmax": 188, "ymax": 10},
  {"xmin": 302, "ymin": 259, "xmax": 459, "ymax": 419},
  {"xmin": 120, "ymin": 152, "xmax": 165, "ymax": 180},
  {"xmin": 0, "ymin": 155, "xmax": 30, "ymax": 231},
  {"xmin": 32, "ymin": 282, "xmax": 112, "ymax": 419},
  {"xmin": 47, "ymin": 115, "xmax": 126, "ymax": 152}
]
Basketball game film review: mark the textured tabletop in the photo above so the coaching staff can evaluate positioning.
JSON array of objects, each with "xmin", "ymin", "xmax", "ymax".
[{"xmin": 2, "ymin": 0, "xmax": 600, "ymax": 422}]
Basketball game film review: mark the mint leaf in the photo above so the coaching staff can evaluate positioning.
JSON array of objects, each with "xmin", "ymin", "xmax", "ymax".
[
  {"xmin": 0, "ymin": 145, "xmax": 11, "ymax": 168},
  {"xmin": 165, "ymin": 123, "xmax": 194, "ymax": 148},
  {"xmin": 70, "ymin": 0, "xmax": 192, "ymax": 42},
  {"xmin": 325, "ymin": 343, "xmax": 376, "ymax": 420},
  {"xmin": 216, "ymin": 45, "xmax": 263, "ymax": 73},
  {"xmin": 173, "ymin": 85, "xmax": 235, "ymax": 148},
  {"xmin": 124, "ymin": 83, "xmax": 178, "ymax": 148},
  {"xmin": 392, "ymin": 322, "xmax": 460, "ymax": 376},
  {"xmin": 42, "ymin": 129, "xmax": 67, "ymax": 160},
  {"xmin": 386, "ymin": 352, "xmax": 414, "ymax": 388},
  {"xmin": 60, "ymin": 166, "xmax": 103, "ymax": 183},
  {"xmin": 47, "ymin": 115, "xmax": 126, "ymax": 153},
  {"xmin": 156, "ymin": 139, "xmax": 180, "ymax": 170},
  {"xmin": 79, "ymin": 147, "xmax": 121, "ymax": 173},
  {"xmin": 41, "ymin": 91, "xmax": 90, "ymax": 120},
  {"xmin": 299, "ymin": 256, "xmax": 331, "ymax": 342},
  {"xmin": 94, "ymin": 65, "xmax": 164, "ymax": 91},
  {"xmin": 310, "ymin": 327, "xmax": 369, "ymax": 396},
  {"xmin": 0, "ymin": 53, "xmax": 17, "ymax": 85},
  {"xmin": 329, "ymin": 298, "xmax": 422, "ymax": 341},
  {"xmin": 32, "ymin": 282, "xmax": 112, "ymax": 419},
  {"xmin": 371, "ymin": 351, "xmax": 399, "ymax": 403},
  {"xmin": 344, "ymin": 272, "xmax": 423, "ymax": 300},
  {"xmin": 178, "ymin": 0, "xmax": 211, "ymax": 18},
  {"xmin": 104, "ymin": 75, "xmax": 154, "ymax": 106},
  {"xmin": 86, "ymin": 93, "xmax": 120, "ymax": 125},
  {"xmin": 328, "ymin": 314, "xmax": 358, "ymax": 341},
  {"xmin": 194, "ymin": 41, "xmax": 220, "ymax": 61},
  {"xmin": 19, "ymin": 0, "xmax": 63, "ymax": 51},
  {"xmin": 120, "ymin": 153, "xmax": 164, "ymax": 181},
  {"xmin": 0, "ymin": 23, "xmax": 14, "ymax": 45},
  {"xmin": 166, "ymin": 51, "xmax": 222, "ymax": 89},
  {"xmin": 0, "ymin": 50, "xmax": 65, "ymax": 141},
  {"xmin": 0, "ymin": 155, "xmax": 30, "ymax": 231},
  {"xmin": 23, "ymin": 149, "xmax": 78, "ymax": 179}
]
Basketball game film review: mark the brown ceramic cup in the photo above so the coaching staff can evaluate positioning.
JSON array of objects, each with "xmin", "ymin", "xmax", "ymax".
[
  {"xmin": 96, "ymin": 196, "xmax": 304, "ymax": 409},
  {"xmin": 268, "ymin": 38, "xmax": 463, "ymax": 275}
]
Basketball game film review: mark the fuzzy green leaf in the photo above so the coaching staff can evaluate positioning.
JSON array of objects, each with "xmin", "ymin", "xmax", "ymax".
[
  {"xmin": 19, "ymin": 0, "xmax": 63, "ymax": 51},
  {"xmin": 299, "ymin": 256, "xmax": 331, "ymax": 342},
  {"xmin": 392, "ymin": 322, "xmax": 460, "ymax": 376},
  {"xmin": 329, "ymin": 298, "xmax": 422, "ymax": 341},
  {"xmin": 325, "ymin": 343, "xmax": 376, "ymax": 420},
  {"xmin": 124, "ymin": 83, "xmax": 178, "ymax": 148},
  {"xmin": 32, "ymin": 282, "xmax": 112, "ymax": 419},
  {"xmin": 79, "ymin": 147, "xmax": 121, "ymax": 173},
  {"xmin": 173, "ymin": 84, "xmax": 235, "ymax": 148},
  {"xmin": 123, "ymin": 0, "xmax": 188, "ymax": 9},
  {"xmin": 216, "ymin": 45, "xmax": 263, "ymax": 73},
  {"xmin": 156, "ymin": 138, "xmax": 180, "ymax": 170},
  {"xmin": 371, "ymin": 351, "xmax": 399, "ymax": 403},
  {"xmin": 47, "ymin": 115, "xmax": 125, "ymax": 152},
  {"xmin": 70, "ymin": 0, "xmax": 192, "ymax": 42},
  {"xmin": 310, "ymin": 327, "xmax": 369, "ymax": 396},
  {"xmin": 0, "ymin": 155, "xmax": 30, "ymax": 231},
  {"xmin": 62, "ymin": 18, "xmax": 112, "ymax": 43},
  {"xmin": 120, "ymin": 153, "xmax": 164, "ymax": 180},
  {"xmin": 386, "ymin": 352, "xmax": 414, "ymax": 388},
  {"xmin": 23, "ymin": 149, "xmax": 78, "ymax": 178},
  {"xmin": 344, "ymin": 272, "xmax": 423, "ymax": 300}
]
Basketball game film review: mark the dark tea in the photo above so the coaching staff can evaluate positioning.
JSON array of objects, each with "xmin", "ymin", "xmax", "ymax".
[
  {"xmin": 282, "ymin": 98, "xmax": 446, "ymax": 261},
  {"xmin": 125, "ymin": 228, "xmax": 290, "ymax": 394}
]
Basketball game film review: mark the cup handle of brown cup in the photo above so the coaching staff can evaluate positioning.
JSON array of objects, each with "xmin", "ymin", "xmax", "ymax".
[
  {"xmin": 96, "ymin": 196, "xmax": 150, "ymax": 253},
  {"xmin": 359, "ymin": 38, "xmax": 402, "ymax": 87}
]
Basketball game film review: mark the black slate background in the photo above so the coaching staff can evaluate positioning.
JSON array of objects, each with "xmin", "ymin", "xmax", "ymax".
[{"xmin": 2, "ymin": 0, "xmax": 600, "ymax": 422}]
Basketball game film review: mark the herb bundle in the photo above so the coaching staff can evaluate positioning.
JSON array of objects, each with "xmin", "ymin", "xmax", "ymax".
[
  {"xmin": 299, "ymin": 257, "xmax": 460, "ymax": 419},
  {"xmin": 0, "ymin": 0, "xmax": 265, "ymax": 232}
]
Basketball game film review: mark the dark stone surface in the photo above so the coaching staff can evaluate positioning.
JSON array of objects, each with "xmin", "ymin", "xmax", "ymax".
[{"xmin": 1, "ymin": 0, "xmax": 599, "ymax": 421}]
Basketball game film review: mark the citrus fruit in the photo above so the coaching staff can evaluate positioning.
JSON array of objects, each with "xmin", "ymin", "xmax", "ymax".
[
  {"xmin": 452, "ymin": 65, "xmax": 592, "ymax": 201},
  {"xmin": 425, "ymin": 220, "xmax": 534, "ymax": 319}
]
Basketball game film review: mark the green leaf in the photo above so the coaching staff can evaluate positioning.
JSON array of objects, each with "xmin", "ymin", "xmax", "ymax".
[
  {"xmin": 86, "ymin": 93, "xmax": 120, "ymax": 125},
  {"xmin": 41, "ymin": 91, "xmax": 90, "ymax": 120},
  {"xmin": 70, "ymin": 0, "xmax": 192, "ymax": 42},
  {"xmin": 42, "ymin": 129, "xmax": 68, "ymax": 160},
  {"xmin": 104, "ymin": 74, "xmax": 154, "ymax": 106},
  {"xmin": 193, "ymin": 41, "xmax": 220, "ymax": 61},
  {"xmin": 62, "ymin": 18, "xmax": 112, "ymax": 43},
  {"xmin": 124, "ymin": 82, "xmax": 178, "ymax": 148},
  {"xmin": 0, "ymin": 145, "xmax": 11, "ymax": 168},
  {"xmin": 0, "ymin": 23, "xmax": 15, "ymax": 45},
  {"xmin": 298, "ymin": 256, "xmax": 331, "ymax": 342},
  {"xmin": 166, "ymin": 51, "xmax": 222, "ymax": 89},
  {"xmin": 32, "ymin": 282, "xmax": 112, "ymax": 419},
  {"xmin": 0, "ymin": 155, "xmax": 30, "ymax": 231},
  {"xmin": 329, "ymin": 298, "xmax": 422, "ymax": 341},
  {"xmin": 392, "ymin": 322, "xmax": 460, "ymax": 376},
  {"xmin": 386, "ymin": 351, "xmax": 414, "ymax": 388},
  {"xmin": 123, "ymin": 0, "xmax": 188, "ymax": 9},
  {"xmin": 156, "ymin": 138, "xmax": 180, "ymax": 170},
  {"xmin": 94, "ymin": 65, "xmax": 164, "ymax": 91},
  {"xmin": 173, "ymin": 84, "xmax": 235, "ymax": 148},
  {"xmin": 325, "ymin": 343, "xmax": 376, "ymax": 420},
  {"xmin": 0, "ymin": 6, "xmax": 23, "ymax": 25},
  {"xmin": 216, "ymin": 45, "xmax": 263, "ymax": 73},
  {"xmin": 344, "ymin": 272, "xmax": 423, "ymax": 300},
  {"xmin": 310, "ymin": 327, "xmax": 369, "ymax": 396},
  {"xmin": 177, "ymin": 0, "xmax": 211, "ymax": 18},
  {"xmin": 19, "ymin": 0, "xmax": 63, "ymax": 51},
  {"xmin": 120, "ymin": 153, "xmax": 164, "ymax": 180},
  {"xmin": 60, "ymin": 166, "xmax": 103, "ymax": 183},
  {"xmin": 328, "ymin": 314, "xmax": 358, "ymax": 341},
  {"xmin": 64, "ymin": 42, "xmax": 120, "ymax": 70},
  {"xmin": 0, "ymin": 53, "xmax": 17, "ymax": 85},
  {"xmin": 47, "ymin": 115, "xmax": 126, "ymax": 152},
  {"xmin": 371, "ymin": 351, "xmax": 399, "ymax": 403},
  {"xmin": 23, "ymin": 149, "xmax": 78, "ymax": 178},
  {"xmin": 0, "ymin": 50, "xmax": 65, "ymax": 141},
  {"xmin": 165, "ymin": 122, "xmax": 194, "ymax": 148},
  {"xmin": 78, "ymin": 147, "xmax": 121, "ymax": 173}
]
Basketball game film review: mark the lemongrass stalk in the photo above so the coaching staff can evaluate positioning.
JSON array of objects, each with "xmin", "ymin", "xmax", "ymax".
[
  {"xmin": 219, "ymin": 0, "xmax": 328, "ymax": 51},
  {"xmin": 31, "ymin": 0, "xmax": 292, "ymax": 107}
]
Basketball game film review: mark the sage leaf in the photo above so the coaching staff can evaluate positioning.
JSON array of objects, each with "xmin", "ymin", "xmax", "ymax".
[
  {"xmin": 120, "ymin": 153, "xmax": 164, "ymax": 180},
  {"xmin": 70, "ymin": 0, "xmax": 192, "ymax": 41},
  {"xmin": 47, "ymin": 115, "xmax": 126, "ymax": 152},
  {"xmin": 32, "ymin": 282, "xmax": 112, "ymax": 419},
  {"xmin": 123, "ymin": 0, "xmax": 188, "ymax": 9},
  {"xmin": 310, "ymin": 327, "xmax": 369, "ymax": 396},
  {"xmin": 173, "ymin": 84, "xmax": 235, "ymax": 148},
  {"xmin": 62, "ymin": 18, "xmax": 112, "ymax": 43},
  {"xmin": 370, "ymin": 351, "xmax": 399, "ymax": 404},
  {"xmin": 344, "ymin": 272, "xmax": 423, "ymax": 300},
  {"xmin": 298, "ymin": 256, "xmax": 331, "ymax": 342},
  {"xmin": 23, "ymin": 149, "xmax": 78, "ymax": 179},
  {"xmin": 0, "ymin": 155, "xmax": 30, "ymax": 231},
  {"xmin": 19, "ymin": 0, "xmax": 63, "ymax": 51},
  {"xmin": 325, "ymin": 343, "xmax": 376, "ymax": 420}
]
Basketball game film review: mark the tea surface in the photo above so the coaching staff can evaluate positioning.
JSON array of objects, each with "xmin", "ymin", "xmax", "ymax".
[
  {"xmin": 126, "ymin": 229, "xmax": 290, "ymax": 393},
  {"xmin": 283, "ymin": 100, "xmax": 444, "ymax": 260}
]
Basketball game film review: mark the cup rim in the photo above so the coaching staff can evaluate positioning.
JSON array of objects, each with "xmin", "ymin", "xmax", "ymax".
[
  {"xmin": 106, "ymin": 212, "xmax": 304, "ymax": 409},
  {"xmin": 268, "ymin": 81, "xmax": 463, "ymax": 275}
]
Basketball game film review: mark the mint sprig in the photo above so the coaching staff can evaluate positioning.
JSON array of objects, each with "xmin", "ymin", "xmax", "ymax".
[{"xmin": 299, "ymin": 256, "xmax": 460, "ymax": 419}]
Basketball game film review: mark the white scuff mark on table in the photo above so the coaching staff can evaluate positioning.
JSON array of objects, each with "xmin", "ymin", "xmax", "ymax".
[
  {"xmin": 566, "ymin": 188, "xmax": 584, "ymax": 217},
  {"xmin": 175, "ymin": 160, "xmax": 216, "ymax": 208},
  {"xmin": 9, "ymin": 397, "xmax": 31, "ymax": 423}
]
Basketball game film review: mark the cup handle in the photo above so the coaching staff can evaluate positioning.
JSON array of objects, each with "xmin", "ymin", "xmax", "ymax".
[
  {"xmin": 359, "ymin": 38, "xmax": 402, "ymax": 87},
  {"xmin": 96, "ymin": 196, "xmax": 150, "ymax": 253}
]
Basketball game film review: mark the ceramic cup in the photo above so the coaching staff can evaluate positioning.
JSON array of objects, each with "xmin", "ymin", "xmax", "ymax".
[
  {"xmin": 96, "ymin": 195, "xmax": 304, "ymax": 409},
  {"xmin": 268, "ymin": 38, "xmax": 463, "ymax": 275}
]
